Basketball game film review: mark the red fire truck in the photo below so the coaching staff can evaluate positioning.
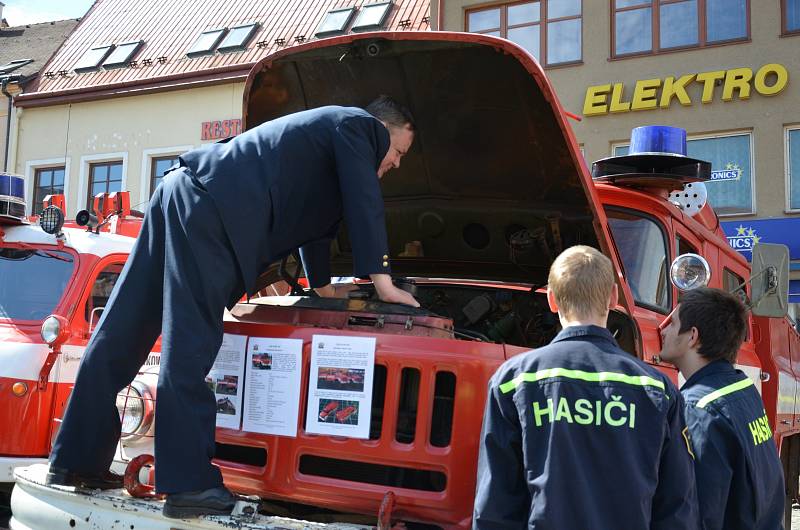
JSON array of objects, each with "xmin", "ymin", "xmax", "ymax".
[
  {"xmin": 9, "ymin": 31, "xmax": 800, "ymax": 530},
  {"xmin": 0, "ymin": 190, "xmax": 158, "ymax": 494}
]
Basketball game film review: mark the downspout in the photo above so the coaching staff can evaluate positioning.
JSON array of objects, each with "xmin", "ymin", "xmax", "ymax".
[
  {"xmin": 437, "ymin": 0, "xmax": 445, "ymax": 30},
  {"xmin": 1, "ymin": 76, "xmax": 20, "ymax": 172}
]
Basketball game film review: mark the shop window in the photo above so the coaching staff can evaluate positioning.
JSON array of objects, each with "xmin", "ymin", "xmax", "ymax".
[
  {"xmin": 74, "ymin": 45, "xmax": 114, "ymax": 72},
  {"xmin": 606, "ymin": 208, "xmax": 670, "ymax": 312},
  {"xmin": 689, "ymin": 133, "xmax": 753, "ymax": 216},
  {"xmin": 788, "ymin": 128, "xmax": 800, "ymax": 211},
  {"xmin": 467, "ymin": 0, "xmax": 582, "ymax": 66},
  {"xmin": 32, "ymin": 167, "xmax": 65, "ymax": 215},
  {"xmin": 612, "ymin": 132, "xmax": 753, "ymax": 215},
  {"xmin": 103, "ymin": 41, "xmax": 143, "ymax": 68},
  {"xmin": 187, "ymin": 28, "xmax": 227, "ymax": 56},
  {"xmin": 88, "ymin": 161, "xmax": 123, "ymax": 208},
  {"xmin": 316, "ymin": 7, "xmax": 356, "ymax": 36},
  {"xmin": 784, "ymin": 0, "xmax": 800, "ymax": 34},
  {"xmin": 613, "ymin": 0, "xmax": 748, "ymax": 58},
  {"xmin": 218, "ymin": 24, "xmax": 259, "ymax": 52},
  {"xmin": 150, "ymin": 155, "xmax": 180, "ymax": 195}
]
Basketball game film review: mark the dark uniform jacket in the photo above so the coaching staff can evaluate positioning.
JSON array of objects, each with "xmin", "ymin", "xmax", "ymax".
[
  {"xmin": 682, "ymin": 360, "xmax": 785, "ymax": 530},
  {"xmin": 473, "ymin": 325, "xmax": 699, "ymax": 530},
  {"xmin": 178, "ymin": 105, "xmax": 392, "ymax": 299}
]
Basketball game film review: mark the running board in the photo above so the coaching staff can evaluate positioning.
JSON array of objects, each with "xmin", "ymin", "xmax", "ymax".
[{"xmin": 11, "ymin": 465, "xmax": 374, "ymax": 530}]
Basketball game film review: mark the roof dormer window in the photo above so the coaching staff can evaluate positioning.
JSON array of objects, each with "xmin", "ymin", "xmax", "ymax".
[
  {"xmin": 218, "ymin": 23, "xmax": 259, "ymax": 52},
  {"xmin": 187, "ymin": 28, "xmax": 227, "ymax": 56},
  {"xmin": 316, "ymin": 7, "xmax": 356, "ymax": 37},
  {"xmin": 74, "ymin": 45, "xmax": 114, "ymax": 72},
  {"xmin": 352, "ymin": 2, "xmax": 393, "ymax": 31},
  {"xmin": 102, "ymin": 41, "xmax": 143, "ymax": 69}
]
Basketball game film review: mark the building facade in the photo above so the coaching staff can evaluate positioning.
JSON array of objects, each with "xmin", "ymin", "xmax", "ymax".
[
  {"xmin": 434, "ymin": 0, "xmax": 800, "ymax": 311},
  {"xmin": 9, "ymin": 0, "xmax": 429, "ymax": 216}
]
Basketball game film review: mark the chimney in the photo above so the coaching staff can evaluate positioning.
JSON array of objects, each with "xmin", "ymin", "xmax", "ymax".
[{"xmin": 0, "ymin": 2, "xmax": 6, "ymax": 28}]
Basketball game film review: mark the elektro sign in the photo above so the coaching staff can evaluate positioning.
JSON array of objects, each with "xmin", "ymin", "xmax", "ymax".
[{"xmin": 583, "ymin": 63, "xmax": 788, "ymax": 117}]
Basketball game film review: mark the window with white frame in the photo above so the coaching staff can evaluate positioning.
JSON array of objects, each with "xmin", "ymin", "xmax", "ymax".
[
  {"xmin": 32, "ymin": 166, "xmax": 65, "ymax": 215},
  {"xmin": 612, "ymin": 132, "xmax": 754, "ymax": 215},
  {"xmin": 150, "ymin": 155, "xmax": 180, "ymax": 195},
  {"xmin": 788, "ymin": 127, "xmax": 800, "ymax": 211}
]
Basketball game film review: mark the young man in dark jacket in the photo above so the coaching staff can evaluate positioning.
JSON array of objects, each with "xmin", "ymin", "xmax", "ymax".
[
  {"xmin": 473, "ymin": 245, "xmax": 698, "ymax": 529},
  {"xmin": 659, "ymin": 287, "xmax": 784, "ymax": 530}
]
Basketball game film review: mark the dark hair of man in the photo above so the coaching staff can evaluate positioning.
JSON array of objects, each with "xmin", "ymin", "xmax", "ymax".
[
  {"xmin": 365, "ymin": 95, "xmax": 416, "ymax": 131},
  {"xmin": 678, "ymin": 287, "xmax": 747, "ymax": 363}
]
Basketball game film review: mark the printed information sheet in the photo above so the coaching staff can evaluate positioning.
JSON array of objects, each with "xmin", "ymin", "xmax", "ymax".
[
  {"xmin": 208, "ymin": 334, "xmax": 247, "ymax": 429},
  {"xmin": 305, "ymin": 334, "xmax": 376, "ymax": 439},
  {"xmin": 243, "ymin": 337, "xmax": 303, "ymax": 437}
]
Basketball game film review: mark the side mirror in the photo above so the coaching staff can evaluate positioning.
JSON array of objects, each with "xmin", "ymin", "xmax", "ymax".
[{"xmin": 750, "ymin": 243, "xmax": 789, "ymax": 318}]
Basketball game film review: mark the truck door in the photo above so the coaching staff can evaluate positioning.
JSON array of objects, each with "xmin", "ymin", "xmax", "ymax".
[
  {"xmin": 605, "ymin": 207, "xmax": 674, "ymax": 375},
  {"xmin": 49, "ymin": 257, "xmax": 126, "ymax": 449}
]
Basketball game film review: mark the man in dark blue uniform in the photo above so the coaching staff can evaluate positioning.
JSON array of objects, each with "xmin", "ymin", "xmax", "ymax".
[
  {"xmin": 659, "ymin": 287, "xmax": 784, "ymax": 529},
  {"xmin": 47, "ymin": 97, "xmax": 419, "ymax": 518},
  {"xmin": 473, "ymin": 245, "xmax": 698, "ymax": 529}
]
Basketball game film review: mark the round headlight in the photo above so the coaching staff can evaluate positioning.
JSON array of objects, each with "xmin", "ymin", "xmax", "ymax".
[
  {"xmin": 117, "ymin": 385, "xmax": 144, "ymax": 437},
  {"xmin": 39, "ymin": 205, "xmax": 65, "ymax": 235},
  {"xmin": 116, "ymin": 381, "xmax": 154, "ymax": 439},
  {"xmin": 40, "ymin": 316, "xmax": 61, "ymax": 344},
  {"xmin": 670, "ymin": 253, "xmax": 711, "ymax": 292}
]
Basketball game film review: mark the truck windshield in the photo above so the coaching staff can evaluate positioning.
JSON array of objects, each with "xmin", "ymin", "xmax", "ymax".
[{"xmin": 0, "ymin": 248, "xmax": 75, "ymax": 321}]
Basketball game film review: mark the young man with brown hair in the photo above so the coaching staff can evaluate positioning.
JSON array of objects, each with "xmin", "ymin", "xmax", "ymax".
[
  {"xmin": 659, "ymin": 287, "xmax": 784, "ymax": 530},
  {"xmin": 473, "ymin": 245, "xmax": 698, "ymax": 529}
]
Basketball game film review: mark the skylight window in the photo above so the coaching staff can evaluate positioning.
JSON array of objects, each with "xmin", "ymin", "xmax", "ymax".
[
  {"xmin": 0, "ymin": 59, "xmax": 33, "ymax": 75},
  {"xmin": 74, "ymin": 45, "xmax": 114, "ymax": 72},
  {"xmin": 187, "ymin": 28, "xmax": 227, "ymax": 56},
  {"xmin": 218, "ymin": 23, "xmax": 259, "ymax": 52},
  {"xmin": 352, "ymin": 2, "xmax": 393, "ymax": 31},
  {"xmin": 316, "ymin": 7, "xmax": 356, "ymax": 37},
  {"xmin": 102, "ymin": 41, "xmax": 143, "ymax": 68}
]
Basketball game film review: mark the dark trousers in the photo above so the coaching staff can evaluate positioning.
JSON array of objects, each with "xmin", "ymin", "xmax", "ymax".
[{"xmin": 50, "ymin": 168, "xmax": 243, "ymax": 494}]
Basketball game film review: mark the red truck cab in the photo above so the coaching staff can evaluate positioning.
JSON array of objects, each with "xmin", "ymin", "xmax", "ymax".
[{"xmin": 0, "ymin": 191, "xmax": 157, "ymax": 492}]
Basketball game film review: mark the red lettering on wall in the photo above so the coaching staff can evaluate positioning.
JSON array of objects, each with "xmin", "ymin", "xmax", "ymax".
[{"xmin": 201, "ymin": 118, "xmax": 242, "ymax": 141}]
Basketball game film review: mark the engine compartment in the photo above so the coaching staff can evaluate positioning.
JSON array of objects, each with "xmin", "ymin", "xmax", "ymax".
[{"xmin": 242, "ymin": 280, "xmax": 637, "ymax": 354}]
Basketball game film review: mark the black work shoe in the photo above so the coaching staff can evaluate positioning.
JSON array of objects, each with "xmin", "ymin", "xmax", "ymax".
[
  {"xmin": 45, "ymin": 465, "xmax": 124, "ymax": 490},
  {"xmin": 162, "ymin": 486, "xmax": 236, "ymax": 519}
]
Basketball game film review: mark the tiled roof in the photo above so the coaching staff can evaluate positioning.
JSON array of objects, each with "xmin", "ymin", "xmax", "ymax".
[
  {"xmin": 20, "ymin": 0, "xmax": 430, "ymax": 101},
  {"xmin": 0, "ymin": 19, "xmax": 80, "ymax": 82}
]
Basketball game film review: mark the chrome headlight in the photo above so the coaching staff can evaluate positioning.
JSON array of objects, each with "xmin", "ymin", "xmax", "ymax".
[
  {"xmin": 116, "ymin": 381, "xmax": 154, "ymax": 440},
  {"xmin": 40, "ymin": 316, "xmax": 61, "ymax": 344}
]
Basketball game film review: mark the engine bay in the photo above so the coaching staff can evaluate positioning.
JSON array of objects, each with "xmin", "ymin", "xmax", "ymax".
[{"xmin": 244, "ymin": 279, "xmax": 637, "ymax": 354}]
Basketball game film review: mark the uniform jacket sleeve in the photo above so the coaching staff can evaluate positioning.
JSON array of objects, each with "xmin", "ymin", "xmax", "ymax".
[
  {"xmin": 473, "ymin": 374, "xmax": 529, "ymax": 530},
  {"xmin": 299, "ymin": 239, "xmax": 332, "ymax": 289},
  {"xmin": 684, "ymin": 404, "xmax": 735, "ymax": 530},
  {"xmin": 651, "ymin": 387, "xmax": 701, "ymax": 530},
  {"xmin": 332, "ymin": 116, "xmax": 392, "ymax": 278}
]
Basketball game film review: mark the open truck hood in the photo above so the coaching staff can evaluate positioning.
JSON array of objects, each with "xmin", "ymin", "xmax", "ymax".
[{"xmin": 243, "ymin": 32, "xmax": 626, "ymax": 304}]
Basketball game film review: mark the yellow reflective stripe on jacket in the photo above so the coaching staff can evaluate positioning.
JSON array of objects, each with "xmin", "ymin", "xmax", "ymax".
[
  {"xmin": 696, "ymin": 378, "xmax": 754, "ymax": 409},
  {"xmin": 498, "ymin": 368, "xmax": 666, "ymax": 395}
]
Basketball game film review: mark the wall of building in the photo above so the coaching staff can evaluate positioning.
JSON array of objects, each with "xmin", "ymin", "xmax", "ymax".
[
  {"xmin": 440, "ymin": 0, "xmax": 799, "ymax": 219},
  {"xmin": 12, "ymin": 82, "xmax": 245, "ymax": 216}
]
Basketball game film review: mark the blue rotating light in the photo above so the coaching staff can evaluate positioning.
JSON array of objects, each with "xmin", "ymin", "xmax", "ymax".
[
  {"xmin": 0, "ymin": 172, "xmax": 27, "ymax": 224},
  {"xmin": 591, "ymin": 125, "xmax": 711, "ymax": 188}
]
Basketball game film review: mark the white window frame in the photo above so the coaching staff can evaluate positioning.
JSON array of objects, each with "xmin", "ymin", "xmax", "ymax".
[
  {"xmin": 139, "ymin": 145, "xmax": 194, "ymax": 204},
  {"xmin": 786, "ymin": 125, "xmax": 800, "ymax": 213},
  {"xmin": 608, "ymin": 130, "xmax": 756, "ymax": 217},
  {"xmin": 24, "ymin": 157, "xmax": 71, "ymax": 214},
  {"xmin": 78, "ymin": 152, "xmax": 128, "ymax": 210}
]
